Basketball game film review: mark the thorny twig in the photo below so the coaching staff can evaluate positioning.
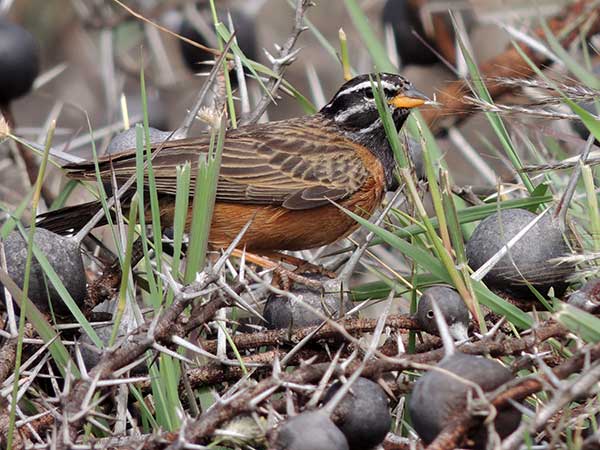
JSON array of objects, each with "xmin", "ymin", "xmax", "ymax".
[
  {"xmin": 426, "ymin": 340, "xmax": 600, "ymax": 450},
  {"xmin": 56, "ymin": 230, "xmax": 246, "ymax": 448},
  {"xmin": 198, "ymin": 313, "xmax": 419, "ymax": 354},
  {"xmin": 239, "ymin": 0, "xmax": 312, "ymax": 125},
  {"xmin": 104, "ymin": 320, "xmax": 567, "ymax": 449}
]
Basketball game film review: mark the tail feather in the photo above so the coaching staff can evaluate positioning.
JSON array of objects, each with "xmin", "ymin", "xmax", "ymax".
[{"xmin": 37, "ymin": 201, "xmax": 108, "ymax": 235}]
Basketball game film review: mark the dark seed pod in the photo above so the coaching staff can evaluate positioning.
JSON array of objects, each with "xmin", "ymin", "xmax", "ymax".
[
  {"xmin": 466, "ymin": 209, "xmax": 573, "ymax": 296},
  {"xmin": 323, "ymin": 377, "xmax": 391, "ymax": 450},
  {"xmin": 415, "ymin": 285, "xmax": 470, "ymax": 341},
  {"xmin": 381, "ymin": 0, "xmax": 474, "ymax": 71},
  {"xmin": 2, "ymin": 228, "xmax": 86, "ymax": 316},
  {"xmin": 409, "ymin": 352, "xmax": 521, "ymax": 448},
  {"xmin": 0, "ymin": 19, "xmax": 40, "ymax": 105},
  {"xmin": 179, "ymin": 6, "xmax": 257, "ymax": 76},
  {"xmin": 263, "ymin": 278, "xmax": 354, "ymax": 330},
  {"xmin": 272, "ymin": 410, "xmax": 349, "ymax": 450}
]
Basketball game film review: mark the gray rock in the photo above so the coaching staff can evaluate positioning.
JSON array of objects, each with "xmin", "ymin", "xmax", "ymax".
[
  {"xmin": 2, "ymin": 228, "xmax": 86, "ymax": 315},
  {"xmin": 416, "ymin": 285, "xmax": 470, "ymax": 341},
  {"xmin": 409, "ymin": 352, "xmax": 521, "ymax": 448},
  {"xmin": 79, "ymin": 323, "xmax": 116, "ymax": 370},
  {"xmin": 263, "ymin": 278, "xmax": 354, "ymax": 330},
  {"xmin": 323, "ymin": 377, "xmax": 391, "ymax": 450},
  {"xmin": 273, "ymin": 410, "xmax": 349, "ymax": 450},
  {"xmin": 406, "ymin": 137, "xmax": 425, "ymax": 180},
  {"xmin": 466, "ymin": 209, "xmax": 573, "ymax": 296},
  {"xmin": 78, "ymin": 300, "xmax": 143, "ymax": 372}
]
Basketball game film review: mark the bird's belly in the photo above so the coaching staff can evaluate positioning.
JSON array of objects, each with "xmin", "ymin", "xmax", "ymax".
[{"xmin": 206, "ymin": 187, "xmax": 383, "ymax": 251}]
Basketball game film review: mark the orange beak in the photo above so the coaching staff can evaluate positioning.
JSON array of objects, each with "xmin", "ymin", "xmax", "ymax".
[{"xmin": 389, "ymin": 87, "xmax": 430, "ymax": 109}]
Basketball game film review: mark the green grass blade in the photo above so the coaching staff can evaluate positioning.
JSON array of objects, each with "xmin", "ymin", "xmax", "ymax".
[
  {"xmin": 451, "ymin": 14, "xmax": 534, "ymax": 193},
  {"xmin": 140, "ymin": 69, "xmax": 164, "ymax": 298},
  {"xmin": 556, "ymin": 302, "xmax": 600, "ymax": 343},
  {"xmin": 171, "ymin": 163, "xmax": 192, "ymax": 283},
  {"xmin": 110, "ymin": 193, "xmax": 139, "ymax": 346},
  {"xmin": 336, "ymin": 203, "xmax": 532, "ymax": 329},
  {"xmin": 344, "ymin": 0, "xmax": 396, "ymax": 72},
  {"xmin": 0, "ymin": 270, "xmax": 76, "ymax": 377},
  {"xmin": 370, "ymin": 75, "xmax": 407, "ymax": 167},
  {"xmin": 541, "ymin": 20, "xmax": 600, "ymax": 89},
  {"xmin": 184, "ymin": 117, "xmax": 225, "ymax": 282}
]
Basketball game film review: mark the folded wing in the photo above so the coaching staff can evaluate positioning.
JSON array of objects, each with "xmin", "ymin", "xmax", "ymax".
[{"xmin": 63, "ymin": 117, "xmax": 370, "ymax": 210}]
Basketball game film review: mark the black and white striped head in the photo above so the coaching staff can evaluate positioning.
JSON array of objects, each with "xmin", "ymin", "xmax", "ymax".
[{"xmin": 320, "ymin": 73, "xmax": 427, "ymax": 138}]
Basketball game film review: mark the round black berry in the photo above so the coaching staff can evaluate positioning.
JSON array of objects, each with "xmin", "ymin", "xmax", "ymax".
[
  {"xmin": 323, "ymin": 377, "xmax": 391, "ymax": 450},
  {"xmin": 381, "ymin": 0, "xmax": 438, "ymax": 67},
  {"xmin": 0, "ymin": 19, "xmax": 40, "ymax": 105},
  {"xmin": 263, "ymin": 278, "xmax": 354, "ymax": 330},
  {"xmin": 180, "ymin": 6, "xmax": 257, "ymax": 75}
]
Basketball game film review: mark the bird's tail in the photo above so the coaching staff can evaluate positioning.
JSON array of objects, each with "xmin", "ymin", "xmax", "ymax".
[{"xmin": 36, "ymin": 201, "xmax": 108, "ymax": 235}]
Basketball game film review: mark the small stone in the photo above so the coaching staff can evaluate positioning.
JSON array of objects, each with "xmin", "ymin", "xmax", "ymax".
[
  {"xmin": 323, "ymin": 377, "xmax": 391, "ymax": 450},
  {"xmin": 409, "ymin": 352, "xmax": 521, "ymax": 448},
  {"xmin": 567, "ymin": 279, "xmax": 600, "ymax": 313},
  {"xmin": 106, "ymin": 127, "xmax": 185, "ymax": 155},
  {"xmin": 263, "ymin": 278, "xmax": 354, "ymax": 330},
  {"xmin": 466, "ymin": 209, "xmax": 573, "ymax": 296},
  {"xmin": 2, "ymin": 228, "xmax": 86, "ymax": 315},
  {"xmin": 273, "ymin": 410, "xmax": 349, "ymax": 450},
  {"xmin": 415, "ymin": 285, "xmax": 470, "ymax": 341}
]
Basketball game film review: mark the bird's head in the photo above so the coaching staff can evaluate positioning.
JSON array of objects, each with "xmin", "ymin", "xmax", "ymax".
[{"xmin": 320, "ymin": 73, "xmax": 428, "ymax": 137}]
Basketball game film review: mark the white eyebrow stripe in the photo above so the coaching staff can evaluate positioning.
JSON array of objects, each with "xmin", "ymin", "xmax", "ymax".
[
  {"xmin": 335, "ymin": 79, "xmax": 399, "ymax": 98},
  {"xmin": 357, "ymin": 118, "xmax": 382, "ymax": 134},
  {"xmin": 334, "ymin": 102, "xmax": 370, "ymax": 123}
]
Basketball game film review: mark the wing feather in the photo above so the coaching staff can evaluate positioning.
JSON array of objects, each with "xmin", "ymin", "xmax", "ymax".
[{"xmin": 63, "ymin": 116, "xmax": 372, "ymax": 210}]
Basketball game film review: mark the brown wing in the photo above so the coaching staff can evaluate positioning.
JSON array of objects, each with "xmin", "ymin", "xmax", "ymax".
[{"xmin": 63, "ymin": 116, "xmax": 371, "ymax": 210}]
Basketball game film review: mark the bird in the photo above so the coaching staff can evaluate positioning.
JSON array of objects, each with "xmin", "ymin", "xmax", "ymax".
[{"xmin": 38, "ymin": 73, "xmax": 427, "ymax": 258}]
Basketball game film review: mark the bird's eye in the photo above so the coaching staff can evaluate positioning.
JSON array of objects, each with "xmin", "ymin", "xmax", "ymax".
[
  {"xmin": 364, "ymin": 90, "xmax": 374, "ymax": 100},
  {"xmin": 426, "ymin": 310, "xmax": 434, "ymax": 319}
]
